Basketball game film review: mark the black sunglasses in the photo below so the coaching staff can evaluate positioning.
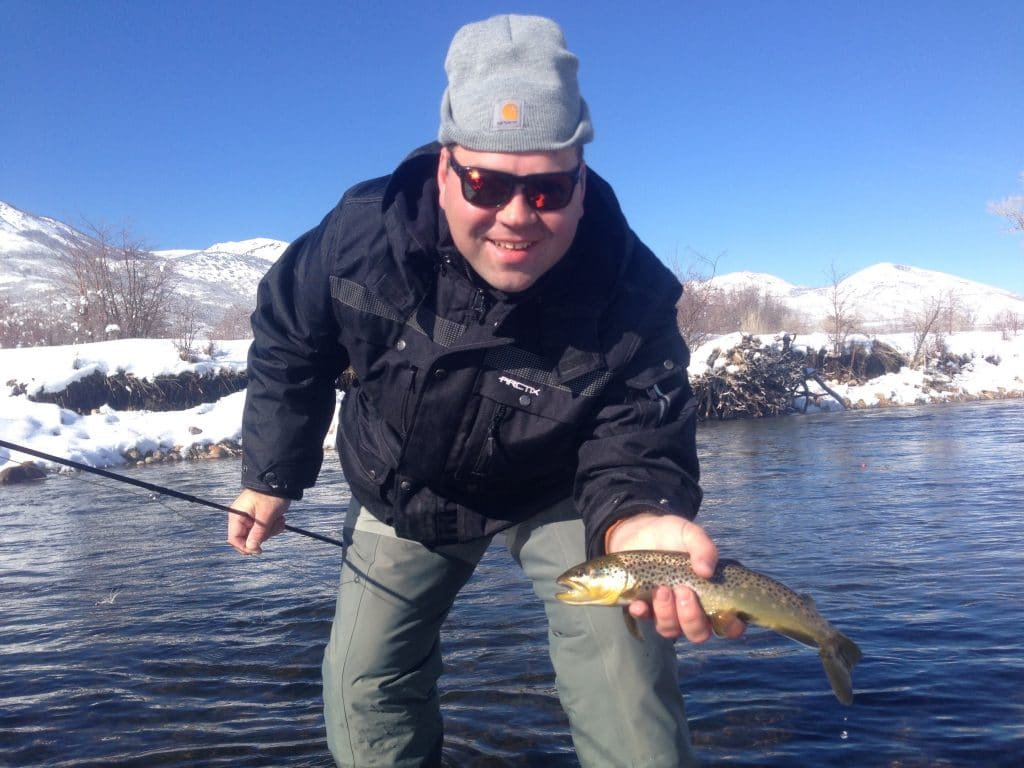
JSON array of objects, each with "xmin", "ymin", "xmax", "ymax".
[{"xmin": 447, "ymin": 154, "xmax": 582, "ymax": 212}]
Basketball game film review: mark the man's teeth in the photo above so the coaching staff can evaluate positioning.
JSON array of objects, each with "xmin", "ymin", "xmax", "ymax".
[{"xmin": 493, "ymin": 241, "xmax": 531, "ymax": 250}]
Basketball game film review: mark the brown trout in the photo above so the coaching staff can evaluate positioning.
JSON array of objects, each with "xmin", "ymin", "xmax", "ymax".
[{"xmin": 555, "ymin": 550, "xmax": 863, "ymax": 704}]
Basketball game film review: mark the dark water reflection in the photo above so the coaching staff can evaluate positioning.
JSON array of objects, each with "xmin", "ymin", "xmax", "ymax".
[{"xmin": 1, "ymin": 399, "xmax": 1022, "ymax": 766}]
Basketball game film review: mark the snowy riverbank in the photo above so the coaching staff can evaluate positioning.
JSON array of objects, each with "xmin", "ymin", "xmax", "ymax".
[
  {"xmin": 2, "ymin": 331, "xmax": 1022, "ymax": 470},
  {"xmin": 691, "ymin": 331, "xmax": 1024, "ymax": 410}
]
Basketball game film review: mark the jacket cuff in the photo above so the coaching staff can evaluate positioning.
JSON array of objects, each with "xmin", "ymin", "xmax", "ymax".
[{"xmin": 241, "ymin": 462, "xmax": 305, "ymax": 500}]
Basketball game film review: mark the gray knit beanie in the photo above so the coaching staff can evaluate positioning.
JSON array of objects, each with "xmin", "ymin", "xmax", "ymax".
[{"xmin": 438, "ymin": 14, "xmax": 594, "ymax": 152}]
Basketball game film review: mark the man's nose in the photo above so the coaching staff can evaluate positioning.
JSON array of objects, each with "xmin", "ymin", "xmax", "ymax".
[{"xmin": 496, "ymin": 185, "xmax": 538, "ymax": 226}]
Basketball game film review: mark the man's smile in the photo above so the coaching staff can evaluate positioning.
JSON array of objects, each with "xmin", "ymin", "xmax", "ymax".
[{"xmin": 491, "ymin": 240, "xmax": 534, "ymax": 251}]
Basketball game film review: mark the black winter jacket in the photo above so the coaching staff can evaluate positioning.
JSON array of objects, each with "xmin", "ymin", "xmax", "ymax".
[{"xmin": 241, "ymin": 143, "xmax": 702, "ymax": 558}]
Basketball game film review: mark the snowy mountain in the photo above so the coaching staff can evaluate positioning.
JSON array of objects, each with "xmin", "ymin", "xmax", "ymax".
[
  {"xmin": 2, "ymin": 199, "xmax": 1022, "ymax": 338},
  {"xmin": 0, "ymin": 201, "xmax": 287, "ymax": 333},
  {"xmin": 152, "ymin": 239, "xmax": 288, "ymax": 315},
  {"xmin": 0, "ymin": 200, "xmax": 98, "ymax": 293},
  {"xmin": 705, "ymin": 263, "xmax": 1024, "ymax": 331}
]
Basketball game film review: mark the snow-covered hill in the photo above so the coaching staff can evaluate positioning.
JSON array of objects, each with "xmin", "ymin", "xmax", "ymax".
[
  {"xmin": 3, "ymin": 199, "xmax": 1022, "ymax": 337},
  {"xmin": 152, "ymin": 239, "xmax": 287, "ymax": 313},
  {"xmin": 837, "ymin": 263, "xmax": 1024, "ymax": 326},
  {"xmin": 704, "ymin": 262, "xmax": 1024, "ymax": 330},
  {"xmin": 0, "ymin": 201, "xmax": 97, "ymax": 293},
  {"xmin": 0, "ymin": 201, "xmax": 287, "ymax": 331}
]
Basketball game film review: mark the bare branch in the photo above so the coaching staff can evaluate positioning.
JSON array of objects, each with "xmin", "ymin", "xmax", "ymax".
[
  {"xmin": 989, "ymin": 172, "xmax": 1024, "ymax": 234},
  {"xmin": 674, "ymin": 249, "xmax": 726, "ymax": 349},
  {"xmin": 822, "ymin": 261, "xmax": 862, "ymax": 358},
  {"xmin": 58, "ymin": 223, "xmax": 177, "ymax": 340},
  {"xmin": 906, "ymin": 295, "xmax": 947, "ymax": 368}
]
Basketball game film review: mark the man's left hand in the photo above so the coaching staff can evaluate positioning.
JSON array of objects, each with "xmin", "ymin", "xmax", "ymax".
[{"xmin": 605, "ymin": 513, "xmax": 747, "ymax": 643}]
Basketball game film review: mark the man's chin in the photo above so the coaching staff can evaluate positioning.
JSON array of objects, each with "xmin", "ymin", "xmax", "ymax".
[{"xmin": 482, "ymin": 269, "xmax": 541, "ymax": 294}]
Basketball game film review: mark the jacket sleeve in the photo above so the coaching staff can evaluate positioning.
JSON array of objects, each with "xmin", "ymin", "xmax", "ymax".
[
  {"xmin": 240, "ymin": 215, "xmax": 349, "ymax": 499},
  {"xmin": 574, "ymin": 294, "xmax": 703, "ymax": 560}
]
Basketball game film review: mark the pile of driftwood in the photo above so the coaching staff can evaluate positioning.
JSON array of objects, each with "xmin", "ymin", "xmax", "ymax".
[
  {"xmin": 809, "ymin": 339, "xmax": 906, "ymax": 382},
  {"xmin": 691, "ymin": 335, "xmax": 906, "ymax": 420},
  {"xmin": 22, "ymin": 370, "xmax": 249, "ymax": 415}
]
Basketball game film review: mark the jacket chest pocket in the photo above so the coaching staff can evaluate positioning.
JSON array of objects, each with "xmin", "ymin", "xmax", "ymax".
[
  {"xmin": 466, "ymin": 401, "xmax": 511, "ymax": 478},
  {"xmin": 449, "ymin": 382, "xmax": 589, "ymax": 492}
]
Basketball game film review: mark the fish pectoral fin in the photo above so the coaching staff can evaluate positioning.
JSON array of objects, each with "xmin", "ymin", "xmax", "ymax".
[
  {"xmin": 622, "ymin": 608, "xmax": 643, "ymax": 641},
  {"xmin": 709, "ymin": 610, "xmax": 739, "ymax": 638}
]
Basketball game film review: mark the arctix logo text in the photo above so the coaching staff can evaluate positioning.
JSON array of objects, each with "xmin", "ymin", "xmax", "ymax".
[{"xmin": 498, "ymin": 376, "xmax": 541, "ymax": 396}]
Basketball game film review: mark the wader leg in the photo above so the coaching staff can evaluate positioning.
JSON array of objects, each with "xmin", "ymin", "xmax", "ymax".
[
  {"xmin": 506, "ymin": 499, "xmax": 697, "ymax": 768},
  {"xmin": 322, "ymin": 505, "xmax": 489, "ymax": 768}
]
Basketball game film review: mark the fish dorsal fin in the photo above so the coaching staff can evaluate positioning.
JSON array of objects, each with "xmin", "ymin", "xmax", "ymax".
[{"xmin": 800, "ymin": 593, "xmax": 817, "ymax": 609}]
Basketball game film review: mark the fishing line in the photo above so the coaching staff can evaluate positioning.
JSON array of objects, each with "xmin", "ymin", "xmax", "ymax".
[
  {"xmin": 57, "ymin": 463, "xmax": 330, "ymax": 585},
  {"xmin": 0, "ymin": 438, "xmax": 345, "ymax": 549}
]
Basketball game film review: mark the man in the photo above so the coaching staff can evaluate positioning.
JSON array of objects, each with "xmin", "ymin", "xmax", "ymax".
[{"xmin": 227, "ymin": 14, "xmax": 743, "ymax": 767}]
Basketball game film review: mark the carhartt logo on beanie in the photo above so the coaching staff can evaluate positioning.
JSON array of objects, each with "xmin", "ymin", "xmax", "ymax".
[{"xmin": 438, "ymin": 14, "xmax": 594, "ymax": 152}]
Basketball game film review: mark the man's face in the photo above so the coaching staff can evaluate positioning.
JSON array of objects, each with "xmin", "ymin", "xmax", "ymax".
[{"xmin": 437, "ymin": 145, "xmax": 585, "ymax": 293}]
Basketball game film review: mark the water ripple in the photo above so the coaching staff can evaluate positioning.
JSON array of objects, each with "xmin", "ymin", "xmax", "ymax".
[{"xmin": 1, "ymin": 400, "xmax": 1022, "ymax": 765}]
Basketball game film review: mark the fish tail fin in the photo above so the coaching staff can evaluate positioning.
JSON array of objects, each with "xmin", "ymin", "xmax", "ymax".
[{"xmin": 819, "ymin": 630, "xmax": 863, "ymax": 705}]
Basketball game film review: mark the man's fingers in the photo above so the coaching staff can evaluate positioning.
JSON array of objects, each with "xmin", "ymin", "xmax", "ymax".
[
  {"xmin": 674, "ymin": 585, "xmax": 712, "ymax": 643},
  {"xmin": 243, "ymin": 514, "xmax": 283, "ymax": 555},
  {"xmin": 680, "ymin": 522, "xmax": 718, "ymax": 579},
  {"xmin": 641, "ymin": 586, "xmax": 713, "ymax": 642},
  {"xmin": 225, "ymin": 491, "xmax": 289, "ymax": 556},
  {"xmin": 243, "ymin": 537, "xmax": 264, "ymax": 555},
  {"xmin": 652, "ymin": 586, "xmax": 680, "ymax": 638},
  {"xmin": 226, "ymin": 511, "xmax": 254, "ymax": 554},
  {"xmin": 242, "ymin": 513, "xmax": 288, "ymax": 554}
]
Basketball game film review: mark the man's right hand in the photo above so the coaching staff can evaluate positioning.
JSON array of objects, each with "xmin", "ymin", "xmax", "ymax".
[{"xmin": 226, "ymin": 489, "xmax": 291, "ymax": 555}]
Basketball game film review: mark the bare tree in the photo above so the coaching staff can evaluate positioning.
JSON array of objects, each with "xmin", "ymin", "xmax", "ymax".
[
  {"xmin": 939, "ymin": 289, "xmax": 976, "ymax": 334},
  {"xmin": 60, "ymin": 224, "xmax": 177, "ymax": 339},
  {"xmin": 724, "ymin": 285, "xmax": 805, "ymax": 334},
  {"xmin": 823, "ymin": 262, "xmax": 861, "ymax": 357},
  {"xmin": 211, "ymin": 301, "xmax": 255, "ymax": 340},
  {"xmin": 172, "ymin": 298, "xmax": 204, "ymax": 361},
  {"xmin": 994, "ymin": 309, "xmax": 1022, "ymax": 339},
  {"xmin": 674, "ymin": 250, "xmax": 726, "ymax": 349},
  {"xmin": 989, "ymin": 172, "xmax": 1024, "ymax": 233},
  {"xmin": 905, "ymin": 295, "xmax": 947, "ymax": 368},
  {"xmin": 673, "ymin": 250, "xmax": 809, "ymax": 343}
]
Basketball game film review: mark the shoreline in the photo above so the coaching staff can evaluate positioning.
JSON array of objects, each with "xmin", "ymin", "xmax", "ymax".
[
  {"xmin": 6, "ymin": 386, "xmax": 1023, "ymax": 477},
  {"xmin": 2, "ymin": 331, "xmax": 1022, "ymax": 472}
]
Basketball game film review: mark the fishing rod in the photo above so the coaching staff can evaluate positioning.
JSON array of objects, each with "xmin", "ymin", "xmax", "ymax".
[{"xmin": 0, "ymin": 438, "xmax": 345, "ymax": 549}]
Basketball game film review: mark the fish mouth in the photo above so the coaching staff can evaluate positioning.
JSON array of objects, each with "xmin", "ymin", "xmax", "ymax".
[
  {"xmin": 555, "ymin": 576, "xmax": 619, "ymax": 605},
  {"xmin": 555, "ymin": 576, "xmax": 581, "ymax": 602}
]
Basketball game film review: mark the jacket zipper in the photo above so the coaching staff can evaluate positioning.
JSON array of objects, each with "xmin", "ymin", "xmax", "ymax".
[
  {"xmin": 471, "ymin": 289, "xmax": 489, "ymax": 324},
  {"xmin": 400, "ymin": 368, "xmax": 418, "ymax": 436},
  {"xmin": 471, "ymin": 404, "xmax": 509, "ymax": 476}
]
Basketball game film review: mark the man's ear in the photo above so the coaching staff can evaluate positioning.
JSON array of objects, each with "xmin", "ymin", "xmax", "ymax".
[{"xmin": 437, "ymin": 146, "xmax": 449, "ymax": 209}]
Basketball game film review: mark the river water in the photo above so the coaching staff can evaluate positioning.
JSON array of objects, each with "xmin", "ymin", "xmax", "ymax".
[{"xmin": 1, "ymin": 399, "xmax": 1022, "ymax": 767}]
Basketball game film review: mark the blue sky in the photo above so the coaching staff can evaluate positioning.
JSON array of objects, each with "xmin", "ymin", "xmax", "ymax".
[{"xmin": 3, "ymin": 1, "xmax": 1022, "ymax": 293}]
